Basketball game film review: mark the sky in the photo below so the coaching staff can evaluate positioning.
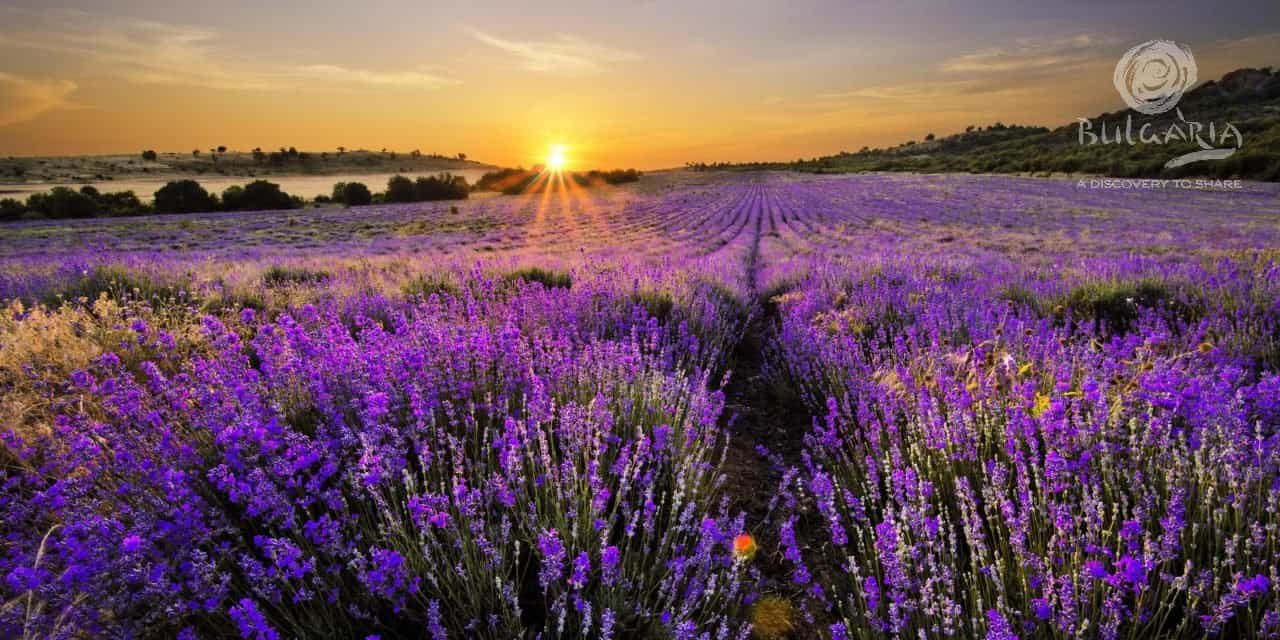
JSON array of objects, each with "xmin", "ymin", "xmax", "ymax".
[{"xmin": 0, "ymin": 1, "xmax": 1277, "ymax": 169}]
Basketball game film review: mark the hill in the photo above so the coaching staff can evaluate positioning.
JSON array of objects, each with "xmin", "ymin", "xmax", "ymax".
[
  {"xmin": 693, "ymin": 67, "xmax": 1280, "ymax": 181},
  {"xmin": 0, "ymin": 148, "xmax": 495, "ymax": 186}
]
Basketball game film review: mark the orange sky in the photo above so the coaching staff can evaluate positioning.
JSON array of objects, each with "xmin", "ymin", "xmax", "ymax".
[{"xmin": 1, "ymin": 2, "xmax": 1277, "ymax": 169}]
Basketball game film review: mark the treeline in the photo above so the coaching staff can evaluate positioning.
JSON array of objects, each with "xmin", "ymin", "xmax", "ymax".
[
  {"xmin": 323, "ymin": 173, "xmax": 470, "ymax": 205},
  {"xmin": 1, "ymin": 186, "xmax": 146, "ymax": 221},
  {"xmin": 0, "ymin": 172, "xmax": 471, "ymax": 222},
  {"xmin": 143, "ymin": 147, "xmax": 469, "ymax": 165},
  {"xmin": 0, "ymin": 166, "xmax": 647, "ymax": 221},
  {"xmin": 0, "ymin": 180, "xmax": 305, "ymax": 221},
  {"xmin": 474, "ymin": 167, "xmax": 641, "ymax": 195}
]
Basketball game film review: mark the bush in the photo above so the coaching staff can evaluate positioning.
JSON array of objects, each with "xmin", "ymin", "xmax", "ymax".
[
  {"xmin": 221, "ymin": 180, "xmax": 297, "ymax": 211},
  {"xmin": 261, "ymin": 265, "xmax": 330, "ymax": 287},
  {"xmin": 384, "ymin": 174, "xmax": 469, "ymax": 202},
  {"xmin": 141, "ymin": 150, "xmax": 158, "ymax": 161},
  {"xmin": 476, "ymin": 167, "xmax": 538, "ymax": 193},
  {"xmin": 44, "ymin": 265, "xmax": 190, "ymax": 306},
  {"xmin": 25, "ymin": 187, "xmax": 101, "ymax": 219},
  {"xmin": 341, "ymin": 182, "xmax": 372, "ymax": 207},
  {"xmin": 0, "ymin": 198, "xmax": 28, "ymax": 222},
  {"xmin": 1056, "ymin": 278, "xmax": 1201, "ymax": 334},
  {"xmin": 584, "ymin": 169, "xmax": 641, "ymax": 185},
  {"xmin": 385, "ymin": 175, "xmax": 416, "ymax": 203},
  {"xmin": 154, "ymin": 180, "xmax": 217, "ymax": 214},
  {"xmin": 402, "ymin": 274, "xmax": 459, "ymax": 299},
  {"xmin": 96, "ymin": 190, "xmax": 146, "ymax": 217},
  {"xmin": 505, "ymin": 267, "xmax": 572, "ymax": 289},
  {"xmin": 414, "ymin": 174, "xmax": 469, "ymax": 201}
]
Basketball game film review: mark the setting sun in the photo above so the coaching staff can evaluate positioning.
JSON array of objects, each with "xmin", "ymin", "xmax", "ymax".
[{"xmin": 546, "ymin": 145, "xmax": 568, "ymax": 172}]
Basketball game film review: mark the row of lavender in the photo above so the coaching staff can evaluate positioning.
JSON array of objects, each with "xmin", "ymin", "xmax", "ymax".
[
  {"xmin": 0, "ymin": 264, "xmax": 758, "ymax": 638},
  {"xmin": 766, "ymin": 252, "xmax": 1280, "ymax": 636}
]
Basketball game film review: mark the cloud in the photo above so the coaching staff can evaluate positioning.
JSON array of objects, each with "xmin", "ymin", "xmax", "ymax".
[
  {"xmin": 469, "ymin": 29, "xmax": 640, "ymax": 74},
  {"xmin": 817, "ymin": 77, "xmax": 1048, "ymax": 106},
  {"xmin": 940, "ymin": 34, "xmax": 1112, "ymax": 73},
  {"xmin": 0, "ymin": 72, "xmax": 77, "ymax": 126},
  {"xmin": 0, "ymin": 9, "xmax": 264, "ymax": 90},
  {"xmin": 0, "ymin": 8, "xmax": 457, "ymax": 91},
  {"xmin": 290, "ymin": 65, "xmax": 458, "ymax": 89}
]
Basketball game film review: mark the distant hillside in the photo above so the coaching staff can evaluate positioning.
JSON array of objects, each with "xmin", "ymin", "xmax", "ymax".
[
  {"xmin": 696, "ymin": 68, "xmax": 1280, "ymax": 181},
  {"xmin": 0, "ymin": 148, "xmax": 496, "ymax": 186}
]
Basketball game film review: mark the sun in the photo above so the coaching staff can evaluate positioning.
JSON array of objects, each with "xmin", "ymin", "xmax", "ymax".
[{"xmin": 546, "ymin": 145, "xmax": 568, "ymax": 172}]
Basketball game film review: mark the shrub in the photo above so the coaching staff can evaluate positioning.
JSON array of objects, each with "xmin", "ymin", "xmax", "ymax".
[
  {"xmin": 154, "ymin": 180, "xmax": 217, "ymax": 214},
  {"xmin": 1056, "ymin": 278, "xmax": 1201, "ymax": 334},
  {"xmin": 505, "ymin": 267, "xmax": 572, "ymax": 289},
  {"xmin": 222, "ymin": 180, "xmax": 297, "ymax": 211},
  {"xmin": 341, "ymin": 182, "xmax": 372, "ymax": 207},
  {"xmin": 385, "ymin": 175, "xmax": 416, "ymax": 203},
  {"xmin": 96, "ymin": 190, "xmax": 146, "ymax": 217},
  {"xmin": 1, "ymin": 198, "xmax": 28, "ymax": 222},
  {"xmin": 402, "ymin": 273, "xmax": 459, "ymax": 299},
  {"xmin": 413, "ymin": 174, "xmax": 469, "ymax": 201},
  {"xmin": 261, "ymin": 265, "xmax": 330, "ymax": 287},
  {"xmin": 476, "ymin": 167, "xmax": 538, "ymax": 193},
  {"xmin": 43, "ymin": 265, "xmax": 190, "ymax": 307},
  {"xmin": 25, "ymin": 187, "xmax": 101, "ymax": 219}
]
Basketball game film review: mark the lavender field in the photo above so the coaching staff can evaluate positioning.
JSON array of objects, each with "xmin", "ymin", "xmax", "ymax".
[{"xmin": 2, "ymin": 171, "xmax": 1280, "ymax": 639}]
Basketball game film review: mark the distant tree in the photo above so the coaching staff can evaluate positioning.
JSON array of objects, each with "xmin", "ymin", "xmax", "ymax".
[
  {"xmin": 26, "ymin": 187, "xmax": 101, "ymax": 219},
  {"xmin": 141, "ymin": 150, "xmax": 158, "ymax": 161},
  {"xmin": 385, "ymin": 175, "xmax": 416, "ymax": 203},
  {"xmin": 925, "ymin": 133, "xmax": 936, "ymax": 141},
  {"xmin": 154, "ymin": 180, "xmax": 217, "ymax": 214},
  {"xmin": 222, "ymin": 180, "xmax": 296, "ymax": 211},
  {"xmin": 287, "ymin": 146, "xmax": 299, "ymax": 159},
  {"xmin": 337, "ymin": 146, "xmax": 346, "ymax": 155},
  {"xmin": 0, "ymin": 198, "xmax": 26, "ymax": 222},
  {"xmin": 413, "ymin": 174, "xmax": 470, "ymax": 201},
  {"xmin": 97, "ymin": 190, "xmax": 144, "ymax": 217},
  {"xmin": 965, "ymin": 125, "xmax": 975, "ymax": 133},
  {"xmin": 410, "ymin": 149, "xmax": 422, "ymax": 158},
  {"xmin": 341, "ymin": 182, "xmax": 372, "ymax": 206},
  {"xmin": 217, "ymin": 145, "xmax": 227, "ymax": 153},
  {"xmin": 192, "ymin": 149, "xmax": 201, "ymax": 157},
  {"xmin": 252, "ymin": 148, "xmax": 266, "ymax": 163},
  {"xmin": 457, "ymin": 153, "xmax": 467, "ymax": 161},
  {"xmin": 220, "ymin": 185, "xmax": 244, "ymax": 209}
]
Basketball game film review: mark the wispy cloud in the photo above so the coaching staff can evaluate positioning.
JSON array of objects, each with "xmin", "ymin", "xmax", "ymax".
[
  {"xmin": 0, "ymin": 72, "xmax": 77, "ymax": 126},
  {"xmin": 820, "ymin": 78, "xmax": 1044, "ymax": 103},
  {"xmin": 290, "ymin": 65, "xmax": 457, "ymax": 89},
  {"xmin": 469, "ymin": 29, "xmax": 640, "ymax": 75},
  {"xmin": 939, "ymin": 34, "xmax": 1112, "ymax": 73},
  {"xmin": 0, "ymin": 7, "xmax": 457, "ymax": 91}
]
